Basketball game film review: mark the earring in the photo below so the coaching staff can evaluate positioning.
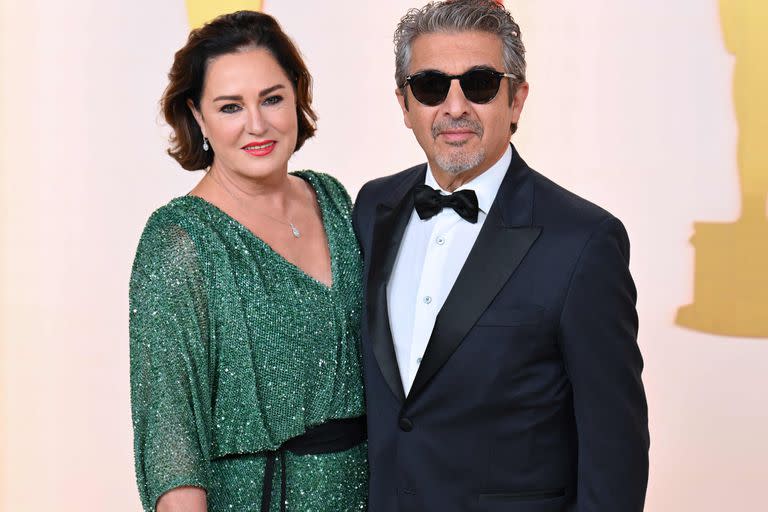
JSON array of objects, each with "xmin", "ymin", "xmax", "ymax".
[{"xmin": 202, "ymin": 137, "xmax": 210, "ymax": 151}]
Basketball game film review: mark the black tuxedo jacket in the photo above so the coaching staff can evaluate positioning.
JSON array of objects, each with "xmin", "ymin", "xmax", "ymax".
[{"xmin": 352, "ymin": 146, "xmax": 649, "ymax": 512}]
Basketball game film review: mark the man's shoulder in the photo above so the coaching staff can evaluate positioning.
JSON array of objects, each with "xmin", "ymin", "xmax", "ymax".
[
  {"xmin": 358, "ymin": 163, "xmax": 425, "ymax": 198},
  {"xmin": 352, "ymin": 163, "xmax": 424, "ymax": 232},
  {"xmin": 528, "ymin": 168, "xmax": 616, "ymax": 228},
  {"xmin": 526, "ymin": 170, "xmax": 632, "ymax": 259}
]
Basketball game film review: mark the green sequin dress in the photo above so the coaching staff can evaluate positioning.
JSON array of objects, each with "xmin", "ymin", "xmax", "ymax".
[{"xmin": 129, "ymin": 171, "xmax": 367, "ymax": 512}]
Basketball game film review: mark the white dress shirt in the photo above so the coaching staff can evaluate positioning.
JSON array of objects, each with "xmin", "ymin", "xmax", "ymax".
[{"xmin": 387, "ymin": 145, "xmax": 512, "ymax": 395}]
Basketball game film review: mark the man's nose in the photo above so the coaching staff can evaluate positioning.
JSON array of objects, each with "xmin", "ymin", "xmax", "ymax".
[{"xmin": 441, "ymin": 79, "xmax": 471, "ymax": 118}]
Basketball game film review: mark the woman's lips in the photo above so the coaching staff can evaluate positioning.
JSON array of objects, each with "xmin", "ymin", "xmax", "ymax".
[{"xmin": 242, "ymin": 140, "xmax": 276, "ymax": 156}]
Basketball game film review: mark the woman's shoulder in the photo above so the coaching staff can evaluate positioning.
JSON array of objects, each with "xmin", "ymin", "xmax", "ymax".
[
  {"xmin": 134, "ymin": 197, "xmax": 212, "ymax": 265},
  {"xmin": 142, "ymin": 195, "xmax": 220, "ymax": 234},
  {"xmin": 293, "ymin": 170, "xmax": 352, "ymax": 213}
]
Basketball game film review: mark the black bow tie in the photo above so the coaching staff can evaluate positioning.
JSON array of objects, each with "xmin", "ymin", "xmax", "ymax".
[{"xmin": 413, "ymin": 184, "xmax": 479, "ymax": 223}]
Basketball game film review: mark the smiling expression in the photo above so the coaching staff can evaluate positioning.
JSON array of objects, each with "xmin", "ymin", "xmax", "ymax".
[
  {"xmin": 190, "ymin": 47, "xmax": 298, "ymax": 180},
  {"xmin": 397, "ymin": 31, "xmax": 528, "ymax": 182}
]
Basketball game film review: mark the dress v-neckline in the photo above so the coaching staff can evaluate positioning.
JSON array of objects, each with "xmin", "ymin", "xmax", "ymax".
[{"xmin": 182, "ymin": 171, "xmax": 335, "ymax": 291}]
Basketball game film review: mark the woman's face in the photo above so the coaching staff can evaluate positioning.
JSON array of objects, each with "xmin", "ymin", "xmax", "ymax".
[{"xmin": 191, "ymin": 47, "xmax": 298, "ymax": 180}]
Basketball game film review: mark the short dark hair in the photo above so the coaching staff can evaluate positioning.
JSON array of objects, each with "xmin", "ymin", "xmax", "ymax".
[{"xmin": 161, "ymin": 11, "xmax": 317, "ymax": 171}]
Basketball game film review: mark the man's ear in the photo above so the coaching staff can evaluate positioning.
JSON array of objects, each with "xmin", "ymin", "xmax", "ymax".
[
  {"xmin": 187, "ymin": 99, "xmax": 206, "ymax": 136},
  {"xmin": 510, "ymin": 82, "xmax": 529, "ymax": 125},
  {"xmin": 396, "ymin": 88, "xmax": 413, "ymax": 129}
]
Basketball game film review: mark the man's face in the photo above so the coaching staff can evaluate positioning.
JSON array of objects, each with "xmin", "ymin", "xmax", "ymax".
[{"xmin": 397, "ymin": 31, "xmax": 528, "ymax": 180}]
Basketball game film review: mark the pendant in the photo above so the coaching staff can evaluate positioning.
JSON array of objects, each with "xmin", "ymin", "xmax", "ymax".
[{"xmin": 290, "ymin": 223, "xmax": 301, "ymax": 238}]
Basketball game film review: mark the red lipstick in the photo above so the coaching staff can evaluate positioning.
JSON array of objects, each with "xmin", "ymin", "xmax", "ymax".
[{"xmin": 241, "ymin": 140, "xmax": 276, "ymax": 157}]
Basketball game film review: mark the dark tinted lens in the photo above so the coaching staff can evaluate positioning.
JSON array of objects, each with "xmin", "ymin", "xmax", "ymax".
[
  {"xmin": 460, "ymin": 70, "xmax": 503, "ymax": 104},
  {"xmin": 409, "ymin": 72, "xmax": 451, "ymax": 106}
]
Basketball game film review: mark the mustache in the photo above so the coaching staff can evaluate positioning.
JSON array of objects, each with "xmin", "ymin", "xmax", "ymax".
[{"xmin": 431, "ymin": 119, "xmax": 483, "ymax": 139}]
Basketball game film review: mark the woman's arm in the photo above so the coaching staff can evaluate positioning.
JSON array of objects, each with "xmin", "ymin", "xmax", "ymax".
[{"xmin": 130, "ymin": 223, "xmax": 212, "ymax": 511}]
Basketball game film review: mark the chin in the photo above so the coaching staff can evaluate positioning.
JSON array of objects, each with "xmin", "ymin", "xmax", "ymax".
[
  {"xmin": 435, "ymin": 148, "xmax": 485, "ymax": 175},
  {"xmin": 249, "ymin": 165, "xmax": 286, "ymax": 178},
  {"xmin": 240, "ymin": 155, "xmax": 288, "ymax": 173}
]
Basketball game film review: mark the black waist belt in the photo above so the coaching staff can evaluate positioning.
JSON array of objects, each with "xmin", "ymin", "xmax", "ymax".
[{"xmin": 260, "ymin": 415, "xmax": 367, "ymax": 512}]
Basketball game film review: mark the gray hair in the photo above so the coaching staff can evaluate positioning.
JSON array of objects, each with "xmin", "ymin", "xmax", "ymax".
[{"xmin": 394, "ymin": 0, "xmax": 526, "ymax": 97}]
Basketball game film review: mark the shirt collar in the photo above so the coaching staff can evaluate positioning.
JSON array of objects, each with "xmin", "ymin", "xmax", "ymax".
[{"xmin": 424, "ymin": 144, "xmax": 512, "ymax": 214}]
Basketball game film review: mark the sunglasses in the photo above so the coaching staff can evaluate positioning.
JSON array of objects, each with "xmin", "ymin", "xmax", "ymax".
[{"xmin": 403, "ymin": 68, "xmax": 518, "ymax": 106}]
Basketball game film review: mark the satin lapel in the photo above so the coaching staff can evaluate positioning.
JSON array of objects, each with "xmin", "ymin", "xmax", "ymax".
[
  {"xmin": 366, "ymin": 167, "xmax": 426, "ymax": 403},
  {"xmin": 406, "ymin": 150, "xmax": 541, "ymax": 404}
]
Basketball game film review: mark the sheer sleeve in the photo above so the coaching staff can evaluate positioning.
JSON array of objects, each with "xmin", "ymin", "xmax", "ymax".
[{"xmin": 129, "ymin": 222, "xmax": 212, "ymax": 511}]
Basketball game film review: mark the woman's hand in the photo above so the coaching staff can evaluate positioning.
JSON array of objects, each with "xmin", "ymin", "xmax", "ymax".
[{"xmin": 156, "ymin": 486, "xmax": 207, "ymax": 512}]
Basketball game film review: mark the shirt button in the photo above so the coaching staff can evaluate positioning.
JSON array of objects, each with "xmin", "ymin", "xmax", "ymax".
[
  {"xmin": 416, "ymin": 357, "xmax": 422, "ymax": 364},
  {"xmin": 423, "ymin": 296, "xmax": 432, "ymax": 304},
  {"xmin": 436, "ymin": 236, "xmax": 446, "ymax": 246}
]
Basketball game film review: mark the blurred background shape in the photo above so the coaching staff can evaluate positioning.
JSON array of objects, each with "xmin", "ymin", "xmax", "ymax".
[
  {"xmin": 676, "ymin": 0, "xmax": 768, "ymax": 337},
  {"xmin": 185, "ymin": 0, "xmax": 263, "ymax": 28}
]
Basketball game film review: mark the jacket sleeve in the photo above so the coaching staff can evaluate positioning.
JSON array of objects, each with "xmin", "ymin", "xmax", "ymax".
[
  {"xmin": 558, "ymin": 216, "xmax": 650, "ymax": 511},
  {"xmin": 129, "ymin": 223, "xmax": 212, "ymax": 511}
]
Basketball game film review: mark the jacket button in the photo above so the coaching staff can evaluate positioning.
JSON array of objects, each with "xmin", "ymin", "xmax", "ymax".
[{"xmin": 399, "ymin": 417, "xmax": 413, "ymax": 432}]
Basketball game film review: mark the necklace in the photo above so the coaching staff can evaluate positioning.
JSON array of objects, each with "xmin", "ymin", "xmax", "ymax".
[{"xmin": 209, "ymin": 171, "xmax": 302, "ymax": 238}]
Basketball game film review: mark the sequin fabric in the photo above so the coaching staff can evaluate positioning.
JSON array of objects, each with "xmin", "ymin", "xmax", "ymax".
[{"xmin": 129, "ymin": 171, "xmax": 367, "ymax": 511}]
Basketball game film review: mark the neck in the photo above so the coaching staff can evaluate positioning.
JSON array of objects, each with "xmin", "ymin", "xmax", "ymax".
[
  {"xmin": 198, "ymin": 163, "xmax": 296, "ymax": 216},
  {"xmin": 431, "ymin": 166, "xmax": 486, "ymax": 192},
  {"xmin": 430, "ymin": 145, "xmax": 508, "ymax": 192},
  {"xmin": 216, "ymin": 165, "xmax": 293, "ymax": 206}
]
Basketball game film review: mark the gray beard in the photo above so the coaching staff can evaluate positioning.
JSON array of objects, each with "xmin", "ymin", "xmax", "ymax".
[
  {"xmin": 431, "ymin": 118, "xmax": 485, "ymax": 175},
  {"xmin": 435, "ymin": 144, "xmax": 485, "ymax": 175}
]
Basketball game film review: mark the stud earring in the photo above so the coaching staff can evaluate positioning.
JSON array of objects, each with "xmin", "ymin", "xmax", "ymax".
[{"xmin": 202, "ymin": 137, "xmax": 210, "ymax": 151}]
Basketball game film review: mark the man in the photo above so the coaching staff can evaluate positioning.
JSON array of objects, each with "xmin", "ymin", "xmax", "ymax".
[{"xmin": 352, "ymin": 1, "xmax": 650, "ymax": 511}]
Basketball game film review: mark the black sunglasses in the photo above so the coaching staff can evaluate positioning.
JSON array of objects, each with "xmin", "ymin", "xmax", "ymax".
[{"xmin": 403, "ymin": 68, "xmax": 518, "ymax": 106}]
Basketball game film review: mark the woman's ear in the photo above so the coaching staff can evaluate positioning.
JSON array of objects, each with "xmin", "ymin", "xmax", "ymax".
[{"xmin": 187, "ymin": 99, "xmax": 206, "ymax": 137}]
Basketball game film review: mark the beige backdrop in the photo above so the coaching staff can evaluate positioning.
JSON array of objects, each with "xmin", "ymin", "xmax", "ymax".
[{"xmin": 1, "ymin": 1, "xmax": 766, "ymax": 511}]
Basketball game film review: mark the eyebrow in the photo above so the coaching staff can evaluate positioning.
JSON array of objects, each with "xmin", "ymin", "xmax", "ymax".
[{"xmin": 212, "ymin": 84, "xmax": 286, "ymax": 102}]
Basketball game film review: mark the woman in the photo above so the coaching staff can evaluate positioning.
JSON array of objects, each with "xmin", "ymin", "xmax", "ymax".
[{"xmin": 129, "ymin": 11, "xmax": 367, "ymax": 512}]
